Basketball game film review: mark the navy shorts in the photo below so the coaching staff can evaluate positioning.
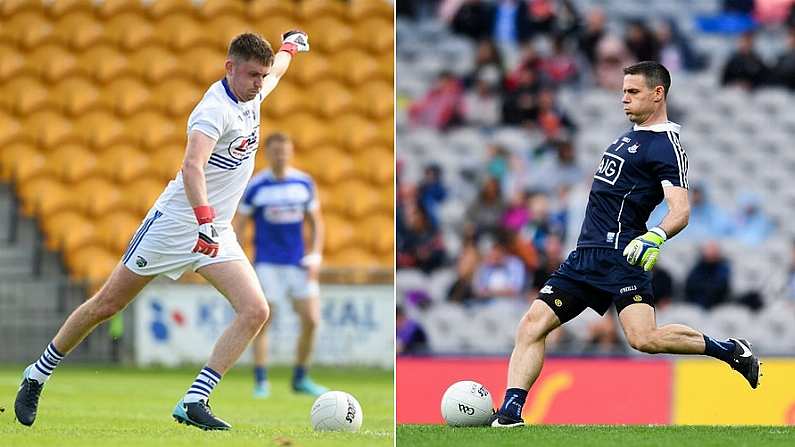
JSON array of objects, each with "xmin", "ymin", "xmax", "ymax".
[{"xmin": 538, "ymin": 247, "xmax": 654, "ymax": 323}]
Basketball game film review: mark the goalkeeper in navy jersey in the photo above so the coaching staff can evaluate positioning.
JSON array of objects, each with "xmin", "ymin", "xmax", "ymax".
[{"xmin": 491, "ymin": 61, "xmax": 761, "ymax": 428}]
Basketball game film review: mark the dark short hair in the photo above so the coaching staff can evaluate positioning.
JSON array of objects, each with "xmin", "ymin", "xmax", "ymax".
[
  {"xmin": 623, "ymin": 61, "xmax": 671, "ymax": 97},
  {"xmin": 265, "ymin": 132, "xmax": 291, "ymax": 148},
  {"xmin": 228, "ymin": 32, "xmax": 274, "ymax": 66}
]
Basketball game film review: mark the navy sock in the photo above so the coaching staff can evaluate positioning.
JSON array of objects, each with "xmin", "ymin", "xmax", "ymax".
[
  {"xmin": 293, "ymin": 366, "xmax": 307, "ymax": 383},
  {"xmin": 703, "ymin": 335, "xmax": 735, "ymax": 363},
  {"xmin": 498, "ymin": 388, "xmax": 528, "ymax": 420},
  {"xmin": 254, "ymin": 366, "xmax": 267, "ymax": 385}
]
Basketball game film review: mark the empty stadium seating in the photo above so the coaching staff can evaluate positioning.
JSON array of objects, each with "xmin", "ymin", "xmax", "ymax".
[{"xmin": 0, "ymin": 0, "xmax": 395, "ymax": 288}]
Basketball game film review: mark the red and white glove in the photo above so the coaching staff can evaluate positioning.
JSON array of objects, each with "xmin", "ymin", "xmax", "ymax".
[
  {"xmin": 192, "ymin": 205, "xmax": 219, "ymax": 258},
  {"xmin": 279, "ymin": 30, "xmax": 309, "ymax": 56}
]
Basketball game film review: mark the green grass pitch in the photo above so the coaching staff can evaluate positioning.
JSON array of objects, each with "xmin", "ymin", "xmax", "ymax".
[
  {"xmin": 398, "ymin": 424, "xmax": 795, "ymax": 447},
  {"xmin": 0, "ymin": 365, "xmax": 393, "ymax": 447}
]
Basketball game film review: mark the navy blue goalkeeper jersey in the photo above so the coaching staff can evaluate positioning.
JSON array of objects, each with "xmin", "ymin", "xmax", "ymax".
[{"xmin": 577, "ymin": 121, "xmax": 688, "ymax": 251}]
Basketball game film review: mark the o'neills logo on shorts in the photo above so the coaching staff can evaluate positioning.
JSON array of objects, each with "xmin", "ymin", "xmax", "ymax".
[{"xmin": 619, "ymin": 285, "xmax": 637, "ymax": 294}]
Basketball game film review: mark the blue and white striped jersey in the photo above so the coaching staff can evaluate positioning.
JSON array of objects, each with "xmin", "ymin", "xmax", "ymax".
[
  {"xmin": 577, "ymin": 121, "xmax": 688, "ymax": 251},
  {"xmin": 238, "ymin": 168, "xmax": 318, "ymax": 265}
]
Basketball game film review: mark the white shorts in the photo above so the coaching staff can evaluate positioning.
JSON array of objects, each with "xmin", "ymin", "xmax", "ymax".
[
  {"xmin": 254, "ymin": 263, "xmax": 319, "ymax": 305},
  {"xmin": 122, "ymin": 208, "xmax": 248, "ymax": 280}
]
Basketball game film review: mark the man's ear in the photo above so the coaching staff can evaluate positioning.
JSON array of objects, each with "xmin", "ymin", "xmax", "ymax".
[{"xmin": 224, "ymin": 59, "xmax": 234, "ymax": 75}]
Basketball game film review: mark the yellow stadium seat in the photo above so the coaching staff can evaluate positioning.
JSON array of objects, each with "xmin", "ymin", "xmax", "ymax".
[
  {"xmin": 69, "ymin": 245, "xmax": 118, "ymax": 288},
  {"xmin": 263, "ymin": 82, "xmax": 310, "ymax": 119},
  {"xmin": 306, "ymin": 17, "xmax": 353, "ymax": 53},
  {"xmin": 26, "ymin": 44, "xmax": 79, "ymax": 82},
  {"xmin": 95, "ymin": 145, "xmax": 151, "ymax": 184},
  {"xmin": 156, "ymin": 14, "xmax": 213, "ymax": 51},
  {"xmin": 95, "ymin": 0, "xmax": 145, "ymax": 20},
  {"xmin": 325, "ymin": 179, "xmax": 381, "ymax": 219},
  {"xmin": 51, "ymin": 76, "xmax": 101, "ymax": 117},
  {"xmin": 42, "ymin": 210, "xmax": 88, "ymax": 251},
  {"xmin": 17, "ymin": 178, "xmax": 67, "ymax": 217},
  {"xmin": 247, "ymin": 0, "xmax": 296, "ymax": 20},
  {"xmin": 309, "ymin": 80, "xmax": 355, "ymax": 118},
  {"xmin": 0, "ymin": 111, "xmax": 22, "ymax": 147},
  {"xmin": 49, "ymin": 216, "xmax": 96, "ymax": 259},
  {"xmin": 329, "ymin": 49, "xmax": 379, "ymax": 86},
  {"xmin": 74, "ymin": 177, "xmax": 123, "ymax": 217},
  {"xmin": 196, "ymin": 0, "xmax": 246, "ymax": 20},
  {"xmin": 45, "ymin": 0, "xmax": 93, "ymax": 18},
  {"xmin": 125, "ymin": 112, "xmax": 182, "ymax": 151},
  {"xmin": 99, "ymin": 77, "xmax": 152, "ymax": 117},
  {"xmin": 328, "ymin": 247, "xmax": 379, "ymax": 268},
  {"xmin": 145, "ymin": 0, "xmax": 195, "ymax": 20},
  {"xmin": 354, "ymin": 18, "xmax": 394, "ymax": 55},
  {"xmin": 354, "ymin": 146, "xmax": 393, "ymax": 186},
  {"xmin": 181, "ymin": 46, "xmax": 226, "ymax": 85},
  {"xmin": 378, "ymin": 182, "xmax": 394, "ymax": 216},
  {"xmin": 104, "ymin": 12, "xmax": 157, "ymax": 51},
  {"xmin": 0, "ymin": 44, "xmax": 25, "ymax": 81},
  {"xmin": 329, "ymin": 113, "xmax": 380, "ymax": 151},
  {"xmin": 266, "ymin": 113, "xmax": 329, "ymax": 150},
  {"xmin": 73, "ymin": 111, "xmax": 126, "ymax": 150},
  {"xmin": 94, "ymin": 210, "xmax": 142, "ymax": 253},
  {"xmin": 78, "ymin": 45, "xmax": 130, "ymax": 84},
  {"xmin": 128, "ymin": 45, "xmax": 185, "ymax": 84},
  {"xmin": 289, "ymin": 53, "xmax": 329, "ymax": 87},
  {"xmin": 21, "ymin": 111, "xmax": 75, "ymax": 148},
  {"xmin": 43, "ymin": 144, "xmax": 97, "ymax": 183},
  {"xmin": 0, "ymin": 77, "xmax": 48, "ymax": 116},
  {"xmin": 323, "ymin": 212, "xmax": 355, "ymax": 255},
  {"xmin": 118, "ymin": 176, "xmax": 168, "ymax": 217},
  {"xmin": 206, "ymin": 15, "xmax": 255, "ymax": 51},
  {"xmin": 53, "ymin": 11, "xmax": 104, "ymax": 51},
  {"xmin": 0, "ymin": 0, "xmax": 44, "ymax": 18},
  {"xmin": 349, "ymin": 0, "xmax": 394, "ymax": 21},
  {"xmin": 256, "ymin": 15, "xmax": 298, "ymax": 47},
  {"xmin": 377, "ymin": 52, "xmax": 394, "ymax": 82},
  {"xmin": 146, "ymin": 147, "xmax": 185, "ymax": 182},
  {"xmin": 378, "ymin": 118, "xmax": 393, "ymax": 147},
  {"xmin": 4, "ymin": 11, "xmax": 53, "ymax": 50},
  {"xmin": 150, "ymin": 79, "xmax": 202, "ymax": 117},
  {"xmin": 354, "ymin": 80, "xmax": 393, "ymax": 119},
  {"xmin": 362, "ymin": 213, "xmax": 394, "ymax": 257},
  {"xmin": 297, "ymin": 0, "xmax": 347, "ymax": 21},
  {"xmin": 296, "ymin": 146, "xmax": 354, "ymax": 185},
  {"xmin": 0, "ymin": 142, "xmax": 39, "ymax": 182}
]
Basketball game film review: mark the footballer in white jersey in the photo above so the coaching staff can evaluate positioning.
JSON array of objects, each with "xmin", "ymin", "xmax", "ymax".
[{"xmin": 14, "ymin": 31, "xmax": 310, "ymax": 431}]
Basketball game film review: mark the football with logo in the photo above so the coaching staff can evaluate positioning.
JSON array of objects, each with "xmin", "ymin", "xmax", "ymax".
[
  {"xmin": 310, "ymin": 391, "xmax": 363, "ymax": 432},
  {"xmin": 441, "ymin": 380, "xmax": 493, "ymax": 426}
]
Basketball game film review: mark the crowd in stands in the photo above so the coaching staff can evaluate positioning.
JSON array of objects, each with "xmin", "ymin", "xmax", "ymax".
[{"xmin": 397, "ymin": 0, "xmax": 795, "ymax": 354}]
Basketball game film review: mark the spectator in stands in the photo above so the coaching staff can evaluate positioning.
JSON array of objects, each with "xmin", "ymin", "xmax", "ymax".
[
  {"xmin": 396, "ymin": 306, "xmax": 428, "ymax": 355},
  {"xmin": 397, "ymin": 205, "xmax": 447, "ymax": 273},
  {"xmin": 492, "ymin": 0, "xmax": 533, "ymax": 45},
  {"xmin": 409, "ymin": 71, "xmax": 464, "ymax": 130},
  {"xmin": 465, "ymin": 176, "xmax": 505, "ymax": 237},
  {"xmin": 652, "ymin": 266, "xmax": 675, "ymax": 309},
  {"xmin": 464, "ymin": 39, "xmax": 505, "ymax": 88},
  {"xmin": 520, "ymin": 191, "xmax": 566, "ymax": 249},
  {"xmin": 654, "ymin": 18, "xmax": 707, "ymax": 73},
  {"xmin": 578, "ymin": 7, "xmax": 607, "ymax": 66},
  {"xmin": 624, "ymin": 20, "xmax": 660, "ymax": 63},
  {"xmin": 594, "ymin": 34, "xmax": 635, "ymax": 89},
  {"xmin": 672, "ymin": 183, "xmax": 734, "ymax": 240},
  {"xmin": 447, "ymin": 227, "xmax": 480, "ymax": 303},
  {"xmin": 526, "ymin": 138, "xmax": 581, "ymax": 194},
  {"xmin": 502, "ymin": 45, "xmax": 543, "ymax": 125},
  {"xmin": 771, "ymin": 27, "xmax": 795, "ymax": 90},
  {"xmin": 461, "ymin": 67, "xmax": 503, "ymax": 128},
  {"xmin": 535, "ymin": 89, "xmax": 576, "ymax": 138},
  {"xmin": 731, "ymin": 192, "xmax": 775, "ymax": 245},
  {"xmin": 472, "ymin": 234, "xmax": 526, "ymax": 302},
  {"xmin": 540, "ymin": 35, "xmax": 580, "ymax": 86},
  {"xmin": 417, "ymin": 164, "xmax": 448, "ymax": 230},
  {"xmin": 529, "ymin": 233, "xmax": 565, "ymax": 295},
  {"xmin": 526, "ymin": 0, "xmax": 556, "ymax": 36},
  {"xmin": 685, "ymin": 241, "xmax": 732, "ymax": 310},
  {"xmin": 552, "ymin": 0, "xmax": 581, "ymax": 39},
  {"xmin": 448, "ymin": 0, "xmax": 495, "ymax": 41},
  {"xmin": 721, "ymin": 31, "xmax": 769, "ymax": 90}
]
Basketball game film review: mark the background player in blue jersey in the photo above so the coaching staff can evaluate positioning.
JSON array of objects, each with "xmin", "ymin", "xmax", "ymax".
[
  {"xmin": 490, "ymin": 62, "xmax": 761, "ymax": 428},
  {"xmin": 234, "ymin": 132, "xmax": 328, "ymax": 398}
]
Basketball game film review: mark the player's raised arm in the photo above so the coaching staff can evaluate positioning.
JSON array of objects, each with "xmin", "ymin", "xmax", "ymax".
[
  {"xmin": 260, "ymin": 30, "xmax": 310, "ymax": 98},
  {"xmin": 182, "ymin": 129, "xmax": 220, "ymax": 257},
  {"xmin": 658, "ymin": 186, "xmax": 690, "ymax": 238}
]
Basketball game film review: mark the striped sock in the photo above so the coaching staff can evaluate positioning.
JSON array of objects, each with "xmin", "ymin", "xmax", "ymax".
[
  {"xmin": 184, "ymin": 366, "xmax": 222, "ymax": 403},
  {"xmin": 29, "ymin": 342, "xmax": 64, "ymax": 384}
]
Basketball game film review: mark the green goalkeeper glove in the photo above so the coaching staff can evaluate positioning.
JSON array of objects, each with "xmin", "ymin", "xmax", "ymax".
[{"xmin": 623, "ymin": 227, "xmax": 667, "ymax": 271}]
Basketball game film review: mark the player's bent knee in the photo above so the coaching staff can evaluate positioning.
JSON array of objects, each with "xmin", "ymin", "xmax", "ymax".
[
  {"xmin": 515, "ymin": 312, "xmax": 548, "ymax": 345},
  {"xmin": 241, "ymin": 297, "xmax": 270, "ymax": 326}
]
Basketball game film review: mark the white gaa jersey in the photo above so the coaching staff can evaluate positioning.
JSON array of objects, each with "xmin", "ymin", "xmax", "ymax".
[{"xmin": 153, "ymin": 78, "xmax": 271, "ymax": 227}]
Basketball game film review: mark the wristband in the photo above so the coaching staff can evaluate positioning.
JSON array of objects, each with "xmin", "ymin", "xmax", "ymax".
[
  {"xmin": 648, "ymin": 227, "xmax": 668, "ymax": 242},
  {"xmin": 279, "ymin": 42, "xmax": 297, "ymax": 56},
  {"xmin": 301, "ymin": 252, "xmax": 323, "ymax": 267},
  {"xmin": 193, "ymin": 205, "xmax": 215, "ymax": 225}
]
